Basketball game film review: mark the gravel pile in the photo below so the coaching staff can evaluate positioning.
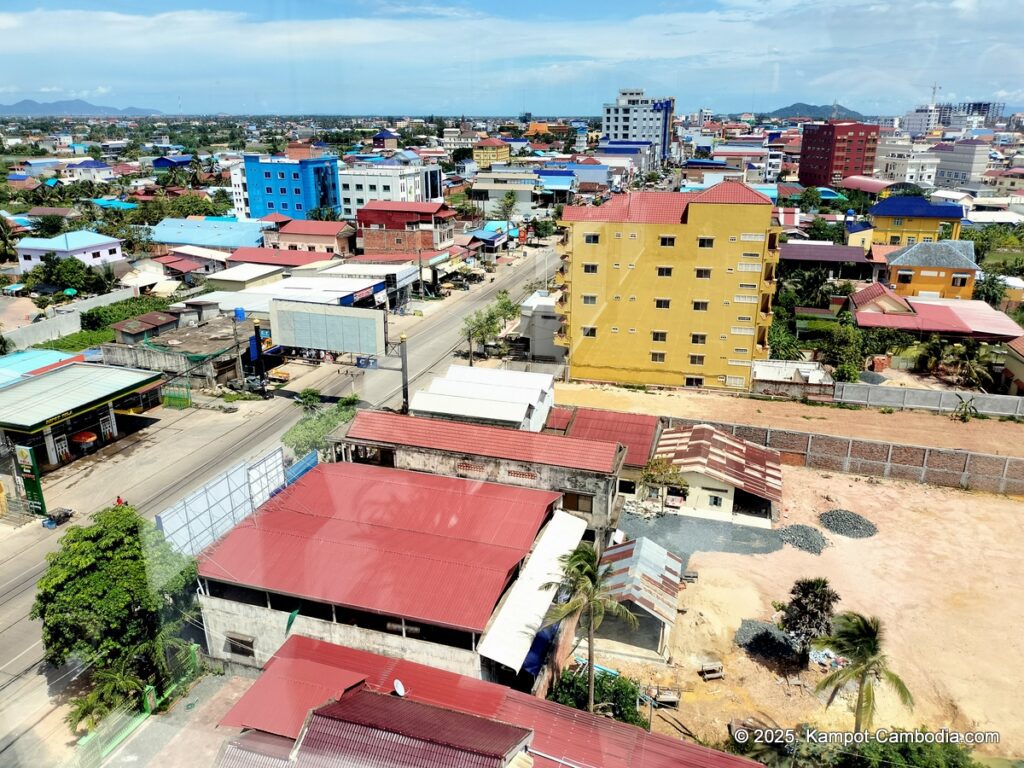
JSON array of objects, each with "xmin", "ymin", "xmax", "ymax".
[
  {"xmin": 859, "ymin": 371, "xmax": 887, "ymax": 385},
  {"xmin": 779, "ymin": 524, "xmax": 829, "ymax": 554},
  {"xmin": 734, "ymin": 619, "xmax": 800, "ymax": 662},
  {"xmin": 819, "ymin": 509, "xmax": 877, "ymax": 539}
]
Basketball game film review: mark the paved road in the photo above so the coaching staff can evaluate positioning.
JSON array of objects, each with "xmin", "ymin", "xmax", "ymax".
[{"xmin": 0, "ymin": 244, "xmax": 558, "ymax": 765}]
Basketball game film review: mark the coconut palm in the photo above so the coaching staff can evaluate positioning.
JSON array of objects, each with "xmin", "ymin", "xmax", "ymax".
[
  {"xmin": 0, "ymin": 215, "xmax": 16, "ymax": 262},
  {"xmin": 543, "ymin": 543, "xmax": 638, "ymax": 713},
  {"xmin": 782, "ymin": 577, "xmax": 840, "ymax": 658},
  {"xmin": 92, "ymin": 655, "xmax": 147, "ymax": 706},
  {"xmin": 813, "ymin": 612, "xmax": 913, "ymax": 731},
  {"xmin": 65, "ymin": 689, "xmax": 109, "ymax": 734}
]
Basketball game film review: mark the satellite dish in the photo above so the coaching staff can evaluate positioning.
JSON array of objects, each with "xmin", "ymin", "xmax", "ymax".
[{"xmin": 393, "ymin": 679, "xmax": 406, "ymax": 697}]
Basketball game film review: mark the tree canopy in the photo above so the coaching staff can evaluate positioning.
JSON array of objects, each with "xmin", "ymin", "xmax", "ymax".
[{"xmin": 31, "ymin": 505, "xmax": 196, "ymax": 680}]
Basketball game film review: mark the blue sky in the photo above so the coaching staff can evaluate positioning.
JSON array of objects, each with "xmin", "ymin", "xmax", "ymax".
[{"xmin": 1, "ymin": 1, "xmax": 1022, "ymax": 116}]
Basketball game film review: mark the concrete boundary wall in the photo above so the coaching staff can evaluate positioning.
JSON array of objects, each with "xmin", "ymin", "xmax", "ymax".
[
  {"xmin": 666, "ymin": 417, "xmax": 1024, "ymax": 496},
  {"xmin": 3, "ymin": 287, "xmax": 138, "ymax": 350},
  {"xmin": 834, "ymin": 382, "xmax": 1024, "ymax": 418}
]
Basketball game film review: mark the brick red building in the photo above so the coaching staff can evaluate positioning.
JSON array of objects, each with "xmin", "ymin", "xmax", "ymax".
[
  {"xmin": 356, "ymin": 200, "xmax": 457, "ymax": 253},
  {"xmin": 798, "ymin": 122, "xmax": 880, "ymax": 188}
]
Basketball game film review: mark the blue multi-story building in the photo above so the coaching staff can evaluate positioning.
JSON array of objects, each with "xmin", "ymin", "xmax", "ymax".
[{"xmin": 234, "ymin": 154, "xmax": 340, "ymax": 220}]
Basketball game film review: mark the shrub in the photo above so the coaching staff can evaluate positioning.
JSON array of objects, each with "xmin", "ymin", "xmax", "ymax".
[
  {"xmin": 282, "ymin": 394, "xmax": 360, "ymax": 456},
  {"xmin": 80, "ymin": 296, "xmax": 173, "ymax": 331},
  {"xmin": 549, "ymin": 669, "xmax": 648, "ymax": 728}
]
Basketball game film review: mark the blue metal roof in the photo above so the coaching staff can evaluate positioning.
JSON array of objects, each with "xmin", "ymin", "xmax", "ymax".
[
  {"xmin": 373, "ymin": 130, "xmax": 399, "ymax": 139},
  {"xmin": 7, "ymin": 173, "xmax": 28, "ymax": 180},
  {"xmin": 91, "ymin": 198, "xmax": 138, "ymax": 210},
  {"xmin": 846, "ymin": 221, "xmax": 873, "ymax": 233},
  {"xmin": 16, "ymin": 230, "xmax": 120, "ymax": 251},
  {"xmin": 73, "ymin": 160, "xmax": 109, "ymax": 169},
  {"xmin": 484, "ymin": 220, "xmax": 519, "ymax": 238},
  {"xmin": 869, "ymin": 196, "xmax": 964, "ymax": 219},
  {"xmin": 150, "ymin": 218, "xmax": 264, "ymax": 249}
]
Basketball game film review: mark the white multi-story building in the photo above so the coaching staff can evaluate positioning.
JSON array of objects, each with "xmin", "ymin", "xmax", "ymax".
[
  {"xmin": 61, "ymin": 160, "xmax": 115, "ymax": 184},
  {"xmin": 230, "ymin": 164, "xmax": 248, "ymax": 218},
  {"xmin": 601, "ymin": 88, "xmax": 675, "ymax": 163},
  {"xmin": 902, "ymin": 104, "xmax": 941, "ymax": 136},
  {"xmin": 441, "ymin": 127, "xmax": 480, "ymax": 152},
  {"xmin": 932, "ymin": 140, "xmax": 990, "ymax": 189},
  {"xmin": 337, "ymin": 165, "xmax": 443, "ymax": 219},
  {"xmin": 874, "ymin": 139, "xmax": 939, "ymax": 186}
]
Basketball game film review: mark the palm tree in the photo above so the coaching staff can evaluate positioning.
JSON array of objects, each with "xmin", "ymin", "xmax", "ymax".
[
  {"xmin": 812, "ymin": 612, "xmax": 913, "ymax": 731},
  {"xmin": 782, "ymin": 577, "xmax": 840, "ymax": 658},
  {"xmin": 92, "ymin": 655, "xmax": 146, "ymax": 706},
  {"xmin": 0, "ymin": 215, "xmax": 16, "ymax": 263},
  {"xmin": 65, "ymin": 690, "xmax": 109, "ymax": 734},
  {"xmin": 543, "ymin": 543, "xmax": 638, "ymax": 713}
]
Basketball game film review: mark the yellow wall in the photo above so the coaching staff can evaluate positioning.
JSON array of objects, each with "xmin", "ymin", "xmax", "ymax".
[
  {"xmin": 871, "ymin": 215, "xmax": 961, "ymax": 246},
  {"xmin": 557, "ymin": 202, "xmax": 778, "ymax": 390},
  {"xmin": 473, "ymin": 144, "xmax": 511, "ymax": 170},
  {"xmin": 890, "ymin": 265, "xmax": 977, "ymax": 299},
  {"xmin": 846, "ymin": 227, "xmax": 874, "ymax": 252}
]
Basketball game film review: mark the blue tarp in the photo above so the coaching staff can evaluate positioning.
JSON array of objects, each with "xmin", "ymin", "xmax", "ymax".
[{"xmin": 522, "ymin": 623, "xmax": 559, "ymax": 676}]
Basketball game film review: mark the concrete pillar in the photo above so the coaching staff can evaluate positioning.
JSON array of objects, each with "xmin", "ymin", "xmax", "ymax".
[{"xmin": 42, "ymin": 427, "xmax": 58, "ymax": 466}]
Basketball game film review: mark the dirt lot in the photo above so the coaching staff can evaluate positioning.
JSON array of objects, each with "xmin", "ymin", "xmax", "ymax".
[
  {"xmin": 592, "ymin": 467, "xmax": 1024, "ymax": 757},
  {"xmin": 555, "ymin": 382, "xmax": 1024, "ymax": 458}
]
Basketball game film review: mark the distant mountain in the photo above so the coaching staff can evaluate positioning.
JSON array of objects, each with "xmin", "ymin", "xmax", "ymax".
[
  {"xmin": 0, "ymin": 99, "xmax": 162, "ymax": 117},
  {"xmin": 766, "ymin": 103, "xmax": 865, "ymax": 120}
]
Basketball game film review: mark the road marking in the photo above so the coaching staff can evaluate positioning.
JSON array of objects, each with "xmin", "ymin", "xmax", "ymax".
[{"xmin": 0, "ymin": 640, "xmax": 41, "ymax": 672}]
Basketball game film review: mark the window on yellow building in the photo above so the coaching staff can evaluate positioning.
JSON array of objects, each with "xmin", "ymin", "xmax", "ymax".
[
  {"xmin": 655, "ymin": 298, "xmax": 671, "ymax": 309},
  {"xmin": 907, "ymin": 236, "xmax": 917, "ymax": 245},
  {"xmin": 693, "ymin": 300, "xmax": 709, "ymax": 311},
  {"xmin": 889, "ymin": 236, "xmax": 901, "ymax": 245},
  {"xmin": 695, "ymin": 268, "xmax": 711, "ymax": 279},
  {"xmin": 652, "ymin": 331, "xmax": 668, "ymax": 342},
  {"xmin": 698, "ymin": 237, "xmax": 714, "ymax": 248},
  {"xmin": 651, "ymin": 352, "xmax": 666, "ymax": 363},
  {"xmin": 582, "ymin": 294, "xmax": 597, "ymax": 304},
  {"xmin": 660, "ymin": 236, "xmax": 675, "ymax": 247},
  {"xmin": 689, "ymin": 354, "xmax": 705, "ymax": 365},
  {"xmin": 691, "ymin": 333, "xmax": 706, "ymax": 344},
  {"xmin": 583, "ymin": 263, "xmax": 598, "ymax": 274},
  {"xmin": 951, "ymin": 274, "xmax": 969, "ymax": 287},
  {"xmin": 581, "ymin": 326, "xmax": 597, "ymax": 337},
  {"xmin": 584, "ymin": 233, "xmax": 600, "ymax": 244},
  {"xmin": 893, "ymin": 217, "xmax": 903, "ymax": 225},
  {"xmin": 657, "ymin": 266, "xmax": 673, "ymax": 277},
  {"xmin": 685, "ymin": 376, "xmax": 704, "ymax": 387},
  {"xmin": 897, "ymin": 271, "xmax": 913, "ymax": 284}
]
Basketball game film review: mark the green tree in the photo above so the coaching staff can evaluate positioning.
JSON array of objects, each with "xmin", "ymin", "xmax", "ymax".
[
  {"xmin": 806, "ymin": 217, "xmax": 846, "ymax": 245},
  {"xmin": 87, "ymin": 145, "xmax": 104, "ymax": 161},
  {"xmin": 532, "ymin": 219, "xmax": 555, "ymax": 238},
  {"xmin": 820, "ymin": 324, "xmax": 864, "ymax": 381},
  {"xmin": 496, "ymin": 190, "xmax": 518, "ymax": 223},
  {"xmin": 462, "ymin": 308, "xmax": 500, "ymax": 365},
  {"xmin": 799, "ymin": 186, "xmax": 822, "ymax": 211},
  {"xmin": 543, "ymin": 543, "xmax": 638, "ymax": 713},
  {"xmin": 833, "ymin": 734, "xmax": 981, "ymax": 768},
  {"xmin": 308, "ymin": 206, "xmax": 340, "ymax": 221},
  {"xmin": 31, "ymin": 505, "xmax": 197, "ymax": 690},
  {"xmin": 971, "ymin": 271, "xmax": 1006, "ymax": 308},
  {"xmin": 638, "ymin": 457, "xmax": 688, "ymax": 513},
  {"xmin": 813, "ymin": 612, "xmax": 913, "ymax": 731},
  {"xmin": 451, "ymin": 147, "xmax": 473, "ymax": 164},
  {"xmin": 549, "ymin": 669, "xmax": 648, "ymax": 728},
  {"xmin": 0, "ymin": 215, "xmax": 17, "ymax": 262},
  {"xmin": 35, "ymin": 214, "xmax": 66, "ymax": 237},
  {"xmin": 161, "ymin": 166, "xmax": 188, "ymax": 188},
  {"xmin": 781, "ymin": 578, "xmax": 840, "ymax": 658},
  {"xmin": 52, "ymin": 256, "xmax": 89, "ymax": 292},
  {"xmin": 768, "ymin": 317, "xmax": 803, "ymax": 361},
  {"xmin": 494, "ymin": 289, "xmax": 519, "ymax": 326},
  {"xmin": 281, "ymin": 394, "xmax": 359, "ymax": 456},
  {"xmin": 295, "ymin": 387, "xmax": 323, "ymax": 415}
]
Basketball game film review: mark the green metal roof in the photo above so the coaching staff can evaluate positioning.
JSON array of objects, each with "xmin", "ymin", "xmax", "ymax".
[{"xmin": 0, "ymin": 363, "xmax": 162, "ymax": 433}]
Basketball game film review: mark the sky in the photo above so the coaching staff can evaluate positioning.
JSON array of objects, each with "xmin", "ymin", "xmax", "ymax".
[{"xmin": 1, "ymin": 0, "xmax": 1023, "ymax": 116}]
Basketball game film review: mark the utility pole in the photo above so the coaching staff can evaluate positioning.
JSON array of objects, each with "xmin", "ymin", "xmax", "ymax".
[{"xmin": 399, "ymin": 333, "xmax": 410, "ymax": 414}]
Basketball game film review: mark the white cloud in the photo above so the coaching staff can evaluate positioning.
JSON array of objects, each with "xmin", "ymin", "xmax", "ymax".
[
  {"xmin": 38, "ymin": 86, "xmax": 63, "ymax": 93},
  {"xmin": 0, "ymin": 4, "xmax": 1019, "ymax": 113}
]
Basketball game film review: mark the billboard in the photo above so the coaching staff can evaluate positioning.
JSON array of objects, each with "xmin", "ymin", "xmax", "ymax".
[{"xmin": 270, "ymin": 300, "xmax": 385, "ymax": 355}]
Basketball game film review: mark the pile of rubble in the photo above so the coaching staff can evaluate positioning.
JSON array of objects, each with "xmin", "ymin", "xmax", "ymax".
[
  {"xmin": 819, "ymin": 509, "xmax": 877, "ymax": 539},
  {"xmin": 779, "ymin": 524, "xmax": 829, "ymax": 555}
]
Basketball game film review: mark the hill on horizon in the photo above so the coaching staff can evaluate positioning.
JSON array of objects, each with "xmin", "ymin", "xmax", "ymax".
[
  {"xmin": 767, "ymin": 102, "xmax": 865, "ymax": 120},
  {"xmin": 0, "ymin": 99, "xmax": 162, "ymax": 117}
]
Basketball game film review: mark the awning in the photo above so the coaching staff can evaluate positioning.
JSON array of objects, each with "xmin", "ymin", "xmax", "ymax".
[
  {"xmin": 477, "ymin": 511, "xmax": 587, "ymax": 673},
  {"xmin": 3, "ymin": 283, "xmax": 25, "ymax": 293}
]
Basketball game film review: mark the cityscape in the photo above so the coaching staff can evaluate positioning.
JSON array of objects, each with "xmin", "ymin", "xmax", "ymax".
[{"xmin": 1, "ymin": 3, "xmax": 1023, "ymax": 768}]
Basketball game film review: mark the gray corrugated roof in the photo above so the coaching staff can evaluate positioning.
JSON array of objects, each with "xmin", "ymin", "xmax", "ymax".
[
  {"xmin": 600, "ymin": 537, "xmax": 684, "ymax": 626},
  {"xmin": 886, "ymin": 240, "xmax": 977, "ymax": 269}
]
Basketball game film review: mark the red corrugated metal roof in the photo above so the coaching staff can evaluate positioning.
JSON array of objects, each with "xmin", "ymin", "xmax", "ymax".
[
  {"xmin": 346, "ymin": 411, "xmax": 622, "ymax": 473},
  {"xmin": 310, "ymin": 689, "xmax": 529, "ymax": 762},
  {"xmin": 198, "ymin": 463, "xmax": 559, "ymax": 632},
  {"xmin": 220, "ymin": 656, "xmax": 365, "ymax": 739},
  {"xmin": 655, "ymin": 425, "xmax": 783, "ymax": 504},
  {"xmin": 475, "ymin": 138, "xmax": 507, "ymax": 148},
  {"xmin": 226, "ymin": 635, "xmax": 756, "ymax": 768},
  {"xmin": 564, "ymin": 407, "xmax": 660, "ymax": 469},
  {"xmin": 561, "ymin": 192, "xmax": 695, "ymax": 224},
  {"xmin": 1007, "ymin": 335, "xmax": 1024, "ymax": 359},
  {"xmin": 228, "ymin": 247, "xmax": 332, "ymax": 268},
  {"xmin": 849, "ymin": 282, "xmax": 911, "ymax": 311},
  {"xmin": 360, "ymin": 200, "xmax": 449, "ymax": 214},
  {"xmin": 854, "ymin": 306, "xmax": 970, "ymax": 334},
  {"xmin": 261, "ymin": 213, "xmax": 293, "ymax": 223},
  {"xmin": 278, "ymin": 220, "xmax": 352, "ymax": 237}
]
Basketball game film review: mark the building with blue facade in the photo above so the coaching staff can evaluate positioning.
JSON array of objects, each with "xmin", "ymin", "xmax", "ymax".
[{"xmin": 235, "ymin": 154, "xmax": 340, "ymax": 220}]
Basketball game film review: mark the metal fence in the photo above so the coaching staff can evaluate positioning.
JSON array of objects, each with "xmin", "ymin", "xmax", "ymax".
[
  {"xmin": 834, "ymin": 382, "xmax": 1024, "ymax": 417},
  {"xmin": 285, "ymin": 450, "xmax": 319, "ymax": 486}
]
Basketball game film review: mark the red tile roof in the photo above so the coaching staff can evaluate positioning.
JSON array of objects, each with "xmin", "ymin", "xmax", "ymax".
[
  {"xmin": 474, "ymin": 138, "xmax": 507, "ymax": 148},
  {"xmin": 198, "ymin": 463, "xmax": 559, "ymax": 632},
  {"xmin": 278, "ymin": 220, "xmax": 352, "ymax": 237},
  {"xmin": 1007, "ymin": 335, "xmax": 1024, "ymax": 359},
  {"xmin": 154, "ymin": 256, "xmax": 203, "ymax": 273},
  {"xmin": 260, "ymin": 212, "xmax": 293, "ymax": 223},
  {"xmin": 689, "ymin": 180, "xmax": 772, "ymax": 205},
  {"xmin": 228, "ymin": 247, "xmax": 332, "ymax": 268},
  {"xmin": 655, "ymin": 425, "xmax": 783, "ymax": 503},
  {"xmin": 561, "ymin": 191, "xmax": 695, "ymax": 224},
  {"xmin": 563, "ymin": 407, "xmax": 660, "ymax": 468},
  {"xmin": 345, "ymin": 411, "xmax": 622, "ymax": 473},
  {"xmin": 308, "ymin": 689, "xmax": 529, "ymax": 766},
  {"xmin": 849, "ymin": 282, "xmax": 911, "ymax": 311},
  {"xmin": 223, "ymin": 635, "xmax": 756, "ymax": 768}
]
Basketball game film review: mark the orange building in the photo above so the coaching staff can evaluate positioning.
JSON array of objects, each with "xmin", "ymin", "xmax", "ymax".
[{"xmin": 884, "ymin": 241, "xmax": 978, "ymax": 300}]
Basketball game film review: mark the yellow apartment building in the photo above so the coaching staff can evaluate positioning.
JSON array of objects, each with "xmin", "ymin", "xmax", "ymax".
[
  {"xmin": 884, "ymin": 240, "xmax": 978, "ymax": 299},
  {"xmin": 472, "ymin": 138, "xmax": 511, "ymax": 170},
  {"xmin": 555, "ymin": 182, "xmax": 780, "ymax": 390},
  {"xmin": 868, "ymin": 196, "xmax": 963, "ymax": 246}
]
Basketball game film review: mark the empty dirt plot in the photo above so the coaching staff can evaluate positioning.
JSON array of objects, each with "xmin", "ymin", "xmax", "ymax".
[
  {"xmin": 595, "ymin": 466, "xmax": 1024, "ymax": 757},
  {"xmin": 555, "ymin": 382, "xmax": 1024, "ymax": 458}
]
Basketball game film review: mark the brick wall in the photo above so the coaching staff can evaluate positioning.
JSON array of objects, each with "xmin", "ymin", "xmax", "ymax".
[{"xmin": 666, "ymin": 417, "xmax": 1022, "ymax": 495}]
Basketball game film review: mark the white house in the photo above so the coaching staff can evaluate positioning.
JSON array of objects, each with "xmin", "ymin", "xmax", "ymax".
[
  {"xmin": 337, "ymin": 165, "xmax": 443, "ymax": 219},
  {"xmin": 61, "ymin": 160, "xmax": 115, "ymax": 184},
  {"xmin": 15, "ymin": 231, "xmax": 124, "ymax": 275}
]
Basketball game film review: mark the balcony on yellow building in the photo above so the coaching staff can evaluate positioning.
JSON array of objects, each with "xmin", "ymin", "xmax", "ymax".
[{"xmin": 553, "ymin": 265, "xmax": 570, "ymax": 286}]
